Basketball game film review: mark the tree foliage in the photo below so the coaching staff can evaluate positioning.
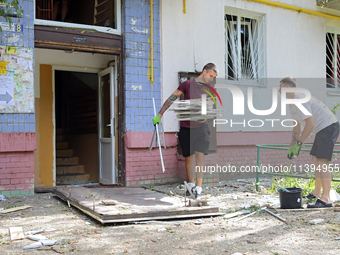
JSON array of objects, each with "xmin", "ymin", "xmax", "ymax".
[{"xmin": 0, "ymin": 0, "xmax": 23, "ymax": 32}]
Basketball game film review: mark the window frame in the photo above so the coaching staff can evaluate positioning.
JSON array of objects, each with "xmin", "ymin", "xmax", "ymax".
[
  {"xmin": 224, "ymin": 7, "xmax": 266, "ymax": 87},
  {"xmin": 326, "ymin": 27, "xmax": 340, "ymax": 92},
  {"xmin": 34, "ymin": 0, "xmax": 121, "ymax": 35}
]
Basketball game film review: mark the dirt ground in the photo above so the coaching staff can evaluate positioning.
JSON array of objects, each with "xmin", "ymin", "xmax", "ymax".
[{"xmin": 1, "ymin": 178, "xmax": 340, "ymax": 255}]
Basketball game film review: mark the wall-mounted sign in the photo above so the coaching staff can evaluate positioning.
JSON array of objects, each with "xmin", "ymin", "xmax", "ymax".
[
  {"xmin": 0, "ymin": 46, "xmax": 34, "ymax": 113},
  {"xmin": 0, "ymin": 22, "xmax": 23, "ymax": 32},
  {"xmin": 6, "ymin": 46, "xmax": 17, "ymax": 55},
  {"xmin": 0, "ymin": 61, "xmax": 10, "ymax": 75}
]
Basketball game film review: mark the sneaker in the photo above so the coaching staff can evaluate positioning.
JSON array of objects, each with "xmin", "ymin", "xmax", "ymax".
[
  {"xmin": 192, "ymin": 186, "xmax": 203, "ymax": 199},
  {"xmin": 184, "ymin": 181, "xmax": 195, "ymax": 197}
]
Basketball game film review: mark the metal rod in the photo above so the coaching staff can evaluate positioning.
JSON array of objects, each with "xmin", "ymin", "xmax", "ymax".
[
  {"xmin": 152, "ymin": 98, "xmax": 165, "ymax": 173},
  {"xmin": 234, "ymin": 207, "xmax": 266, "ymax": 222},
  {"xmin": 256, "ymin": 147, "xmax": 260, "ymax": 192},
  {"xmin": 263, "ymin": 208, "xmax": 287, "ymax": 223},
  {"xmin": 160, "ymin": 121, "xmax": 166, "ymax": 149},
  {"xmin": 149, "ymin": 128, "xmax": 156, "ymax": 153}
]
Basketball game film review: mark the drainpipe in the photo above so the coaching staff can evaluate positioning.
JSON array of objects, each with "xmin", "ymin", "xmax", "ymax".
[{"xmin": 247, "ymin": 0, "xmax": 340, "ymax": 21}]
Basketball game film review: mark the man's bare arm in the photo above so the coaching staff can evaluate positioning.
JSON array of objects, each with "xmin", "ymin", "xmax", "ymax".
[
  {"xmin": 299, "ymin": 117, "xmax": 314, "ymax": 143},
  {"xmin": 158, "ymin": 89, "xmax": 183, "ymax": 117},
  {"xmin": 291, "ymin": 122, "xmax": 301, "ymax": 147}
]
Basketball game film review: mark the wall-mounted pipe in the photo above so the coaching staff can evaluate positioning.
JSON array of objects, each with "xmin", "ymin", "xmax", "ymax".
[{"xmin": 247, "ymin": 0, "xmax": 340, "ymax": 21}]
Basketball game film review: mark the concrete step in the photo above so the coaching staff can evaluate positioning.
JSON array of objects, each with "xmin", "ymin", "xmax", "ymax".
[
  {"xmin": 56, "ymin": 128, "xmax": 64, "ymax": 135},
  {"xmin": 56, "ymin": 135, "xmax": 64, "ymax": 142},
  {"xmin": 56, "ymin": 165, "xmax": 85, "ymax": 174},
  {"xmin": 56, "ymin": 149, "xmax": 73, "ymax": 157},
  {"xmin": 57, "ymin": 173, "xmax": 90, "ymax": 184},
  {"xmin": 56, "ymin": 142, "xmax": 68, "ymax": 150},
  {"xmin": 56, "ymin": 157, "xmax": 79, "ymax": 166}
]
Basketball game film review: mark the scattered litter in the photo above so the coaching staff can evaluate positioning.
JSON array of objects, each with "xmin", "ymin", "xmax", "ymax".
[
  {"xmin": 44, "ymin": 227, "xmax": 57, "ymax": 232},
  {"xmin": 9, "ymin": 227, "xmax": 25, "ymax": 241},
  {"xmin": 26, "ymin": 234, "xmax": 48, "ymax": 241},
  {"xmin": 223, "ymin": 210, "xmax": 251, "ymax": 219},
  {"xmin": 309, "ymin": 219, "xmax": 325, "ymax": 225},
  {"xmin": 25, "ymin": 228, "xmax": 44, "ymax": 235},
  {"xmin": 25, "ymin": 228, "xmax": 57, "ymax": 235},
  {"xmin": 0, "ymin": 205, "xmax": 32, "ymax": 214},
  {"xmin": 41, "ymin": 239, "xmax": 57, "ymax": 246},
  {"xmin": 23, "ymin": 242, "xmax": 42, "ymax": 250},
  {"xmin": 195, "ymin": 219, "xmax": 203, "ymax": 225},
  {"xmin": 335, "ymin": 238, "xmax": 340, "ymax": 240},
  {"xmin": 231, "ymin": 253, "xmax": 243, "ymax": 255},
  {"xmin": 101, "ymin": 200, "xmax": 117, "ymax": 206},
  {"xmin": 0, "ymin": 208, "xmax": 3, "ymax": 211},
  {"xmin": 157, "ymin": 228, "xmax": 167, "ymax": 232},
  {"xmin": 0, "ymin": 194, "xmax": 6, "ymax": 201},
  {"xmin": 330, "ymin": 190, "xmax": 340, "ymax": 202},
  {"xmin": 327, "ymin": 225, "xmax": 340, "ymax": 232},
  {"xmin": 241, "ymin": 204, "xmax": 251, "ymax": 209}
]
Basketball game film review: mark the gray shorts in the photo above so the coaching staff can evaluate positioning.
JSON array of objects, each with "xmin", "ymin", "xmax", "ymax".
[{"xmin": 310, "ymin": 122, "xmax": 340, "ymax": 161}]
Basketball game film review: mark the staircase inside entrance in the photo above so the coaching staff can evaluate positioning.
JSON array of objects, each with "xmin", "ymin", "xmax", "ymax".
[{"xmin": 56, "ymin": 128, "xmax": 91, "ymax": 185}]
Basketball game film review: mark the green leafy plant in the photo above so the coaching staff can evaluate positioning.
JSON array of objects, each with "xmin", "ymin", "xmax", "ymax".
[{"xmin": 0, "ymin": 0, "xmax": 23, "ymax": 32}]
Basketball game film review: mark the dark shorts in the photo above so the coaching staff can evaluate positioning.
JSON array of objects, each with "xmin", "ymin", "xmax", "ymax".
[
  {"xmin": 310, "ymin": 122, "xmax": 340, "ymax": 161},
  {"xmin": 178, "ymin": 124, "xmax": 210, "ymax": 157}
]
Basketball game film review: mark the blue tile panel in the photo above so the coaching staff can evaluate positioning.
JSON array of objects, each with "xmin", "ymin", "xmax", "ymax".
[
  {"xmin": 0, "ymin": 114, "xmax": 35, "ymax": 132},
  {"xmin": 122, "ymin": 0, "xmax": 161, "ymax": 132},
  {"xmin": 0, "ymin": 1, "xmax": 35, "ymax": 133},
  {"xmin": 0, "ymin": 0, "xmax": 34, "ymax": 48}
]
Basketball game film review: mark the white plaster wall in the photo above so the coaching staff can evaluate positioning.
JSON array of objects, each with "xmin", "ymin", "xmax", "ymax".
[
  {"xmin": 161, "ymin": 0, "xmax": 340, "ymax": 132},
  {"xmin": 34, "ymin": 49, "xmax": 115, "ymax": 98}
]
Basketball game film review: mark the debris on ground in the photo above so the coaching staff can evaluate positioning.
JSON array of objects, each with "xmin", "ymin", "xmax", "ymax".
[
  {"xmin": 1, "ymin": 178, "xmax": 340, "ymax": 254},
  {"xmin": 309, "ymin": 219, "xmax": 325, "ymax": 225},
  {"xmin": 9, "ymin": 227, "xmax": 24, "ymax": 241}
]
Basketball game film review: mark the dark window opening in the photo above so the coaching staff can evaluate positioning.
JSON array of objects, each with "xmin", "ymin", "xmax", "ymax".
[{"xmin": 36, "ymin": 0, "xmax": 116, "ymax": 29}]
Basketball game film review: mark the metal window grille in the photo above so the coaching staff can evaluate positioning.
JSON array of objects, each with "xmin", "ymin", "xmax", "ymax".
[
  {"xmin": 225, "ymin": 9, "xmax": 265, "ymax": 85},
  {"xmin": 326, "ymin": 32, "xmax": 340, "ymax": 89}
]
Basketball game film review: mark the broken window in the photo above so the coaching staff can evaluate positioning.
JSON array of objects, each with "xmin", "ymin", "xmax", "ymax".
[
  {"xmin": 326, "ymin": 31, "xmax": 340, "ymax": 89},
  {"xmin": 35, "ymin": 0, "xmax": 120, "ymax": 32},
  {"xmin": 225, "ymin": 8, "xmax": 265, "ymax": 85}
]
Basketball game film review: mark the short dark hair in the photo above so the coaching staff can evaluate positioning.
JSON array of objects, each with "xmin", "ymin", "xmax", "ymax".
[
  {"xmin": 280, "ymin": 77, "xmax": 297, "ymax": 87},
  {"xmin": 202, "ymin": 63, "xmax": 218, "ymax": 75}
]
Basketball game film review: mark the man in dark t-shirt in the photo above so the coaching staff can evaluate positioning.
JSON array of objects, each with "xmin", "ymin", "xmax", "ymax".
[{"xmin": 152, "ymin": 63, "xmax": 218, "ymax": 198}]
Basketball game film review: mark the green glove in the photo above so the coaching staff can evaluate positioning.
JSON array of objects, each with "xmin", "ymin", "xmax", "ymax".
[
  {"xmin": 152, "ymin": 114, "xmax": 161, "ymax": 125},
  {"xmin": 287, "ymin": 142, "xmax": 302, "ymax": 159}
]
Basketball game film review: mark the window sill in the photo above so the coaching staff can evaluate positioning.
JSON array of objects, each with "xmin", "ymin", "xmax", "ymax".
[
  {"xmin": 34, "ymin": 19, "xmax": 121, "ymax": 35},
  {"xmin": 327, "ymin": 90, "xmax": 340, "ymax": 96}
]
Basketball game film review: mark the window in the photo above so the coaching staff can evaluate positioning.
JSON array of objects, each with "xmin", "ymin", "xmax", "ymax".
[
  {"xmin": 225, "ymin": 8, "xmax": 265, "ymax": 85},
  {"xmin": 35, "ymin": 0, "xmax": 121, "ymax": 35},
  {"xmin": 326, "ymin": 30, "xmax": 340, "ymax": 89}
]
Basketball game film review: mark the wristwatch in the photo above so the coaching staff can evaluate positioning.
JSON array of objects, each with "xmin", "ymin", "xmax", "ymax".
[{"xmin": 297, "ymin": 141, "xmax": 303, "ymax": 146}]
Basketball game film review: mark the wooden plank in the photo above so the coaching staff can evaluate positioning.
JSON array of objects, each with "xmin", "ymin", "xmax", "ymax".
[
  {"xmin": 275, "ymin": 207, "xmax": 336, "ymax": 212},
  {"xmin": 0, "ymin": 205, "xmax": 32, "ymax": 214}
]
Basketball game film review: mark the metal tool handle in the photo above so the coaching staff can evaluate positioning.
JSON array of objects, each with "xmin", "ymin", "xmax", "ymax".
[{"xmin": 153, "ymin": 98, "xmax": 165, "ymax": 173}]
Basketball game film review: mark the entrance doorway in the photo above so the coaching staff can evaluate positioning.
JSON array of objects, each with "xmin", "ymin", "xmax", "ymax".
[
  {"xmin": 55, "ymin": 70, "xmax": 99, "ymax": 185},
  {"xmin": 54, "ymin": 65, "xmax": 118, "ymax": 186}
]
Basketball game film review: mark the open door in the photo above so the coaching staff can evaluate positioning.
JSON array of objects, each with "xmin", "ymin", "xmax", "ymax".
[{"xmin": 98, "ymin": 66, "xmax": 117, "ymax": 184}]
